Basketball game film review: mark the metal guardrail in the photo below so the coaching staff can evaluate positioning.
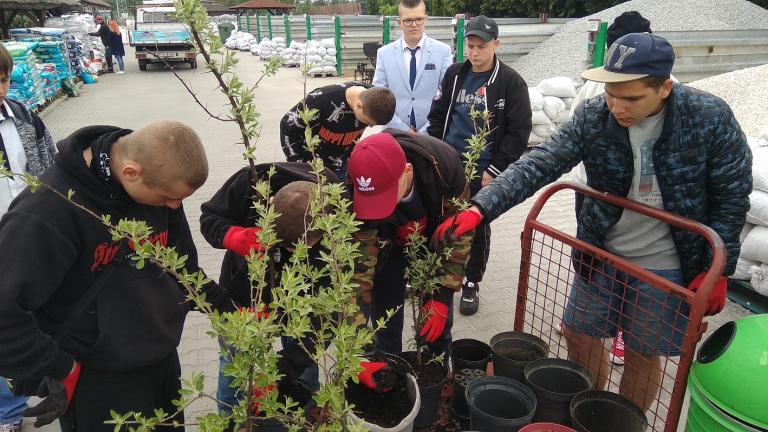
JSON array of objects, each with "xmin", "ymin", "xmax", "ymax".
[
  {"xmin": 233, "ymin": 14, "xmax": 766, "ymax": 83},
  {"xmin": 657, "ymin": 30, "xmax": 768, "ymax": 83}
]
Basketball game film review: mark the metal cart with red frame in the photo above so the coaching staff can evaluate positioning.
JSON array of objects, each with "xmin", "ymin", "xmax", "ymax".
[{"xmin": 513, "ymin": 182, "xmax": 725, "ymax": 432}]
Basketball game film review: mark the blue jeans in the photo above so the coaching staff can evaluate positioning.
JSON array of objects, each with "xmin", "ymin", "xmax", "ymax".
[
  {"xmin": 564, "ymin": 267, "xmax": 688, "ymax": 356},
  {"xmin": 216, "ymin": 338, "xmax": 320, "ymax": 415},
  {"xmin": 113, "ymin": 55, "xmax": 125, "ymax": 72},
  {"xmin": 0, "ymin": 378, "xmax": 27, "ymax": 425}
]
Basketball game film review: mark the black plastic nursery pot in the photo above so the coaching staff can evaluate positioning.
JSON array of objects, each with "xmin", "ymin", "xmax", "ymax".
[
  {"xmin": 247, "ymin": 418, "xmax": 289, "ymax": 432},
  {"xmin": 401, "ymin": 351, "xmax": 449, "ymax": 428},
  {"xmin": 449, "ymin": 339, "xmax": 493, "ymax": 419},
  {"xmin": 524, "ymin": 358, "xmax": 594, "ymax": 425},
  {"xmin": 569, "ymin": 390, "xmax": 648, "ymax": 432},
  {"xmin": 490, "ymin": 331, "xmax": 549, "ymax": 382},
  {"xmin": 465, "ymin": 376, "xmax": 537, "ymax": 432}
]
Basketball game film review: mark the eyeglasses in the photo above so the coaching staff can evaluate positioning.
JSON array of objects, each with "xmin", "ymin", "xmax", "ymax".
[{"xmin": 399, "ymin": 17, "xmax": 427, "ymax": 26}]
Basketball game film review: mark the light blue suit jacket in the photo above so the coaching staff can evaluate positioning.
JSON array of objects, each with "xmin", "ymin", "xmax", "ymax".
[{"xmin": 372, "ymin": 36, "xmax": 452, "ymax": 133}]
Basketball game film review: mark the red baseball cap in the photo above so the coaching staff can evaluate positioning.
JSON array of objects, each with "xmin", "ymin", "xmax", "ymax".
[{"xmin": 348, "ymin": 133, "xmax": 406, "ymax": 220}]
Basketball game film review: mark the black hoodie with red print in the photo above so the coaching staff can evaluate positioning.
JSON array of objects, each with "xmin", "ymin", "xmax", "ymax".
[{"xmin": 0, "ymin": 125, "xmax": 234, "ymax": 383}]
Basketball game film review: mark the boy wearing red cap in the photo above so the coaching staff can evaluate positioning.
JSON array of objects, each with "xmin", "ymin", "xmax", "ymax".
[{"xmin": 347, "ymin": 130, "xmax": 472, "ymax": 360}]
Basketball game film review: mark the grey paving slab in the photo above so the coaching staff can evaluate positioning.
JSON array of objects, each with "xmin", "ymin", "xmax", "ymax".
[{"xmin": 23, "ymin": 49, "xmax": 752, "ymax": 431}]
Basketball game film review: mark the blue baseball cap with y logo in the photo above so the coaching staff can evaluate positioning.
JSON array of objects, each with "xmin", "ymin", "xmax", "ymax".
[{"xmin": 581, "ymin": 32, "xmax": 675, "ymax": 83}]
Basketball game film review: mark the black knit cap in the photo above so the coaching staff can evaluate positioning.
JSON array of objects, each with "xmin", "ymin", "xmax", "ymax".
[{"xmin": 606, "ymin": 11, "xmax": 652, "ymax": 47}]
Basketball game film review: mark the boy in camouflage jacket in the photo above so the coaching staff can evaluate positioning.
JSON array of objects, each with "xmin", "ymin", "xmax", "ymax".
[{"xmin": 348, "ymin": 130, "xmax": 472, "ymax": 358}]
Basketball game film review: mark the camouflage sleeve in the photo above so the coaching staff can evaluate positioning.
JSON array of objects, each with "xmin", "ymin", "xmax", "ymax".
[
  {"xmin": 437, "ymin": 229, "xmax": 473, "ymax": 292},
  {"xmin": 352, "ymin": 227, "xmax": 380, "ymax": 304}
]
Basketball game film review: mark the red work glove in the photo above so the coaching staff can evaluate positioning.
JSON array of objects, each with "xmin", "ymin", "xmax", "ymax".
[
  {"xmin": 358, "ymin": 361, "xmax": 391, "ymax": 392},
  {"xmin": 394, "ymin": 217, "xmax": 427, "ymax": 246},
  {"xmin": 688, "ymin": 272, "xmax": 728, "ymax": 316},
  {"xmin": 430, "ymin": 209, "xmax": 483, "ymax": 250},
  {"xmin": 223, "ymin": 226, "xmax": 264, "ymax": 257},
  {"xmin": 238, "ymin": 305, "xmax": 270, "ymax": 320},
  {"xmin": 23, "ymin": 361, "xmax": 81, "ymax": 427},
  {"xmin": 419, "ymin": 300, "xmax": 449, "ymax": 343},
  {"xmin": 251, "ymin": 383, "xmax": 276, "ymax": 416}
]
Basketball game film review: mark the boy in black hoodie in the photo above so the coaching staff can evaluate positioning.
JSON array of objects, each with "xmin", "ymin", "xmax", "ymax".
[
  {"xmin": 0, "ymin": 120, "xmax": 234, "ymax": 431},
  {"xmin": 200, "ymin": 162, "xmax": 336, "ymax": 419},
  {"xmin": 427, "ymin": 15, "xmax": 532, "ymax": 316}
]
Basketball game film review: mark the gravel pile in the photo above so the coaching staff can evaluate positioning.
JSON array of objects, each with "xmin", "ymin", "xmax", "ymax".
[
  {"xmin": 688, "ymin": 64, "xmax": 768, "ymax": 138},
  {"xmin": 510, "ymin": 0, "xmax": 768, "ymax": 86}
]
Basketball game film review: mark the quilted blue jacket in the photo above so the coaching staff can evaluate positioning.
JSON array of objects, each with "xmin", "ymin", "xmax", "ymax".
[{"xmin": 473, "ymin": 83, "xmax": 752, "ymax": 282}]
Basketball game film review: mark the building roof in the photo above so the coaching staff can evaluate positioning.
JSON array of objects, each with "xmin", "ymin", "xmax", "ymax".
[
  {"xmin": 230, "ymin": 0, "xmax": 294, "ymax": 10},
  {"xmin": 0, "ymin": 0, "xmax": 81, "ymax": 9},
  {"xmin": 81, "ymin": 0, "xmax": 111, "ymax": 8},
  {"xmin": 201, "ymin": 0, "xmax": 230, "ymax": 13}
]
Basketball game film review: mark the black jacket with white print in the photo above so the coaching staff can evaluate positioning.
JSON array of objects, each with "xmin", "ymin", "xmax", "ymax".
[
  {"xmin": 280, "ymin": 81, "xmax": 370, "ymax": 174},
  {"xmin": 427, "ymin": 56, "xmax": 532, "ymax": 178}
]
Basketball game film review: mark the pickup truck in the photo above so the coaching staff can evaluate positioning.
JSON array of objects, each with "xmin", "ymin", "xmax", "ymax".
[{"xmin": 129, "ymin": 4, "xmax": 197, "ymax": 70}]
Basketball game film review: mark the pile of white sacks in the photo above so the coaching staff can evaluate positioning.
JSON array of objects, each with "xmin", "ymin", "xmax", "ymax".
[
  {"xmin": 248, "ymin": 37, "xmax": 337, "ymax": 76},
  {"xmin": 736, "ymin": 129, "xmax": 768, "ymax": 296},
  {"xmin": 224, "ymin": 30, "xmax": 256, "ymax": 51},
  {"xmin": 527, "ymin": 77, "xmax": 579, "ymax": 145}
]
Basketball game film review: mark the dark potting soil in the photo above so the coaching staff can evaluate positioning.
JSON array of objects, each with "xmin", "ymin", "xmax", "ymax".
[
  {"xmin": 528, "ymin": 368, "xmax": 591, "ymax": 394},
  {"xmin": 346, "ymin": 355, "xmax": 412, "ymax": 427},
  {"xmin": 494, "ymin": 339, "xmax": 547, "ymax": 361},
  {"xmin": 401, "ymin": 351, "xmax": 448, "ymax": 388}
]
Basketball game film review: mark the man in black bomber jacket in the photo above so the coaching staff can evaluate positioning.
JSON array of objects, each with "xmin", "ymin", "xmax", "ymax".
[
  {"xmin": 427, "ymin": 15, "xmax": 532, "ymax": 316},
  {"xmin": 0, "ymin": 120, "xmax": 235, "ymax": 431}
]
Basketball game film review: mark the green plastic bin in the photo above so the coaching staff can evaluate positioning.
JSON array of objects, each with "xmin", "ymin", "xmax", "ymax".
[
  {"xmin": 218, "ymin": 22, "xmax": 235, "ymax": 43},
  {"xmin": 685, "ymin": 315, "xmax": 768, "ymax": 431}
]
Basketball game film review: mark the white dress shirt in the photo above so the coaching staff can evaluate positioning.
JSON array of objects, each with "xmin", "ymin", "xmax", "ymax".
[
  {"xmin": 401, "ymin": 34, "xmax": 426, "ymax": 70},
  {"xmin": 0, "ymin": 100, "xmax": 29, "ymax": 215}
]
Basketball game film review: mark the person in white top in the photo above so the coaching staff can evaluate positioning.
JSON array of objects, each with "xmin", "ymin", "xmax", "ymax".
[{"xmin": 0, "ymin": 43, "xmax": 55, "ymax": 432}]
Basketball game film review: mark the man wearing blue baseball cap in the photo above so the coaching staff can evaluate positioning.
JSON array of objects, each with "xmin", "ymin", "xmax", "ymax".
[{"xmin": 429, "ymin": 33, "xmax": 752, "ymax": 412}]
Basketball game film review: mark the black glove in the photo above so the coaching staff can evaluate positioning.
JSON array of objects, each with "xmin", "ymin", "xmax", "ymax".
[{"xmin": 23, "ymin": 362, "xmax": 81, "ymax": 427}]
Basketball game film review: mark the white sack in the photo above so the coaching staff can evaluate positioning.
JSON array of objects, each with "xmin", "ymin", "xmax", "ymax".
[
  {"xmin": 753, "ymin": 146, "xmax": 768, "ymax": 192},
  {"xmin": 531, "ymin": 109, "xmax": 552, "ymax": 126},
  {"xmin": 734, "ymin": 257, "xmax": 759, "ymax": 280},
  {"xmin": 741, "ymin": 225, "xmax": 768, "ymax": 263},
  {"xmin": 542, "ymin": 96, "xmax": 566, "ymax": 120},
  {"xmin": 748, "ymin": 190, "xmax": 768, "ymax": 226},
  {"xmin": 528, "ymin": 132, "xmax": 546, "ymax": 144},
  {"xmin": 528, "ymin": 87, "xmax": 544, "ymax": 111},
  {"xmin": 537, "ymin": 76, "xmax": 578, "ymax": 98},
  {"xmin": 749, "ymin": 263, "xmax": 768, "ymax": 297}
]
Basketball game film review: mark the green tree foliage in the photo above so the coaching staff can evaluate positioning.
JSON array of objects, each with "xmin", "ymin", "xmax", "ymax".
[{"xmin": 365, "ymin": 0, "xmax": 635, "ymax": 18}]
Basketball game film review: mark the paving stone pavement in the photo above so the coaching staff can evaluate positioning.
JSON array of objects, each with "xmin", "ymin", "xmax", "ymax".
[{"xmin": 25, "ymin": 48, "xmax": 750, "ymax": 431}]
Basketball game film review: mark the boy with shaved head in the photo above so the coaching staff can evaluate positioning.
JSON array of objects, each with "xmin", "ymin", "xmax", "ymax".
[{"xmin": 0, "ymin": 120, "xmax": 235, "ymax": 431}]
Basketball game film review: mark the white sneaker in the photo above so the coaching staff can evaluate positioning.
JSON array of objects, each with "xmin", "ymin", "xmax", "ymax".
[
  {"xmin": 609, "ymin": 331, "xmax": 625, "ymax": 365},
  {"xmin": 116, "ymin": 71, "xmax": 125, "ymax": 74}
]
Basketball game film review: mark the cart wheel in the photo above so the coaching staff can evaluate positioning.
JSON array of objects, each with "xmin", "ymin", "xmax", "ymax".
[{"xmin": 138, "ymin": 60, "xmax": 148, "ymax": 71}]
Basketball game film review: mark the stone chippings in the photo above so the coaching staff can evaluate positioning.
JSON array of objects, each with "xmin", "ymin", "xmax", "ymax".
[
  {"xmin": 688, "ymin": 64, "xmax": 768, "ymax": 138},
  {"xmin": 511, "ymin": 0, "xmax": 768, "ymax": 86}
]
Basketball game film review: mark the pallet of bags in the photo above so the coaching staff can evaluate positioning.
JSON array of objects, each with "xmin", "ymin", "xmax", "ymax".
[
  {"xmin": 736, "ymin": 129, "xmax": 768, "ymax": 296},
  {"xmin": 527, "ymin": 77, "xmax": 578, "ymax": 146},
  {"xmin": 3, "ymin": 41, "xmax": 45, "ymax": 110}
]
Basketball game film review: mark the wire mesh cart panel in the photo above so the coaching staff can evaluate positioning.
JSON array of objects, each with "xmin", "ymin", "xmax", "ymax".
[{"xmin": 513, "ymin": 182, "xmax": 726, "ymax": 432}]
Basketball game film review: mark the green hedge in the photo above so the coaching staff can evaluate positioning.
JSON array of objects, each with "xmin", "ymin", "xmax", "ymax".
[{"xmin": 364, "ymin": 0, "xmax": 766, "ymax": 19}]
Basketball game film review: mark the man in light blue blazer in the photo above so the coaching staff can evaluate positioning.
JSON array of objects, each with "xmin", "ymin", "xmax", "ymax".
[{"xmin": 372, "ymin": 0, "xmax": 452, "ymax": 134}]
